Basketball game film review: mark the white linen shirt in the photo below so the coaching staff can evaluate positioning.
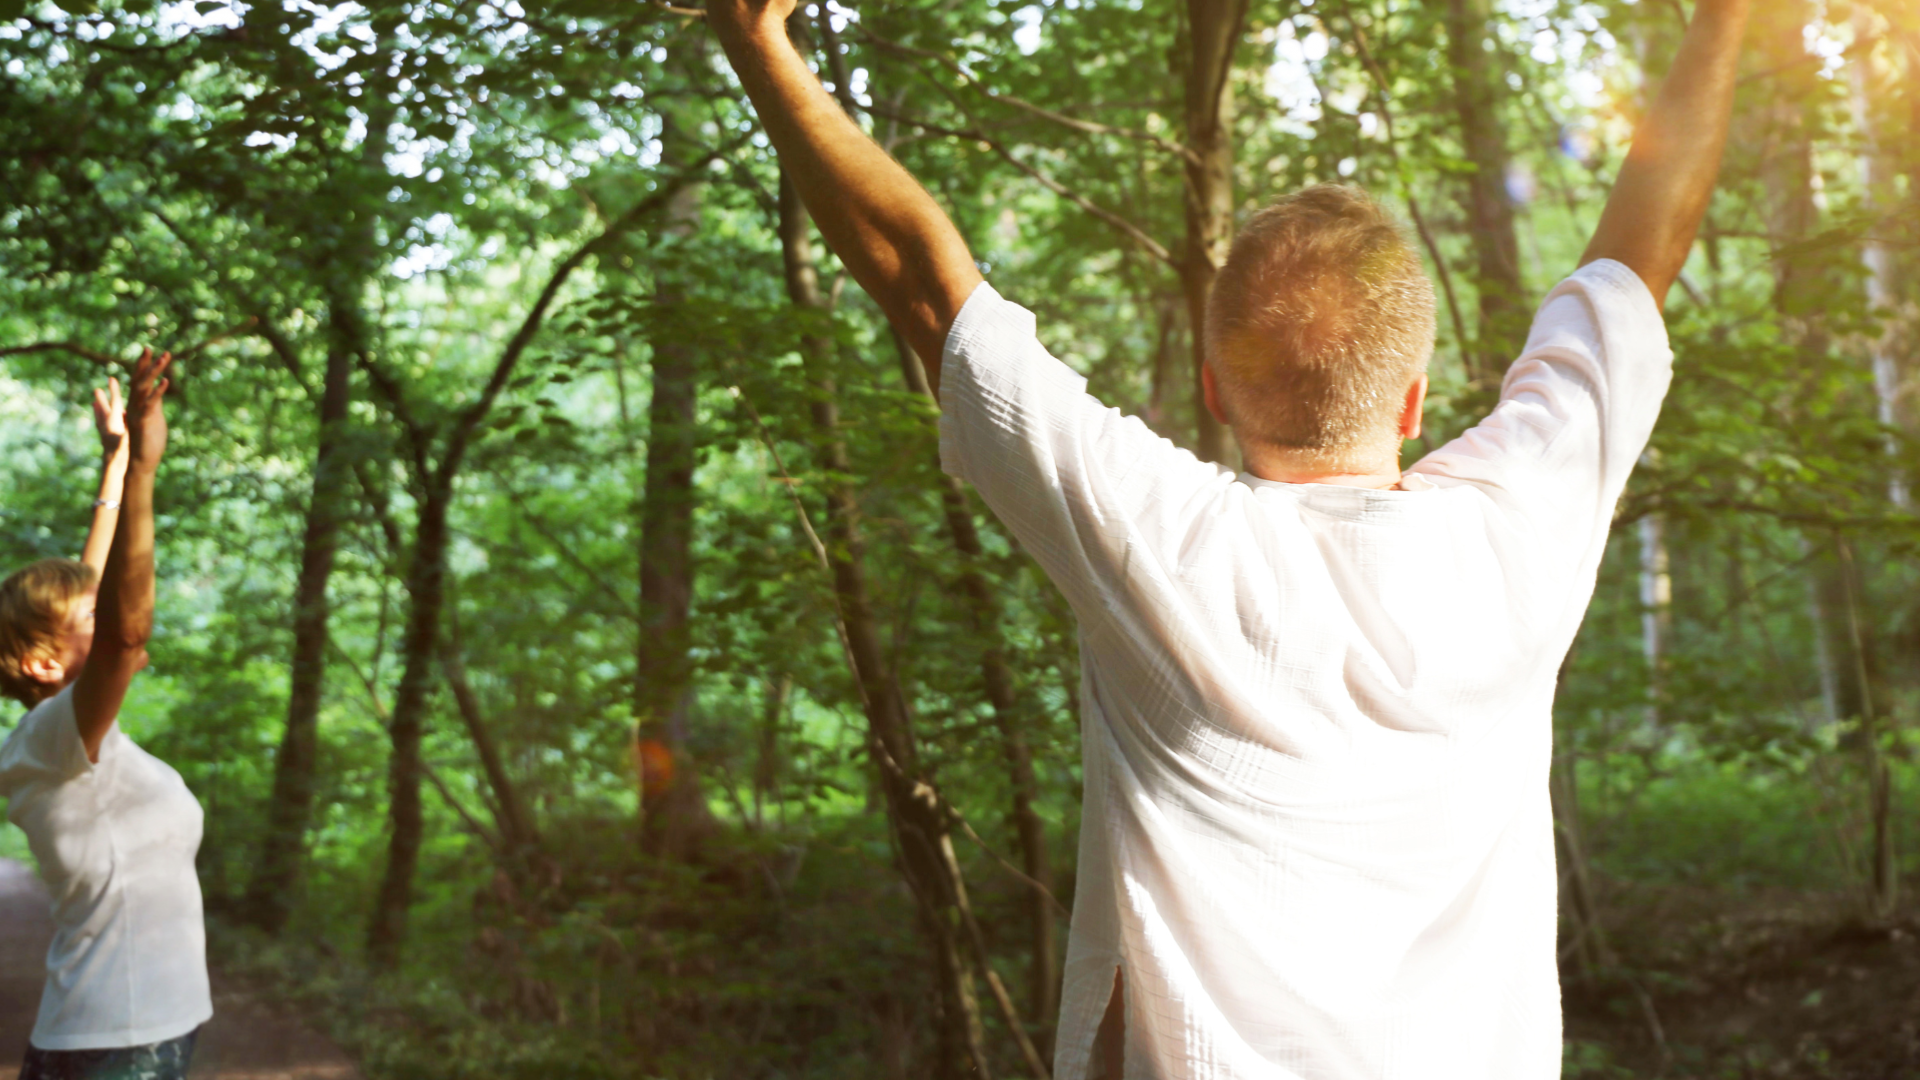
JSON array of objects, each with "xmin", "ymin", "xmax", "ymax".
[
  {"xmin": 937, "ymin": 259, "xmax": 1670, "ymax": 1080},
  {"xmin": 0, "ymin": 684, "xmax": 213, "ymax": 1050}
]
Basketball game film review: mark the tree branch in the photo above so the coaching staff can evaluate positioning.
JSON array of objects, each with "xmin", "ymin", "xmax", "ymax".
[
  {"xmin": 866, "ymin": 104, "xmax": 1176, "ymax": 266},
  {"xmin": 0, "ymin": 341, "xmax": 120, "ymax": 366},
  {"xmin": 0, "ymin": 318, "xmax": 256, "ymax": 369},
  {"xmin": 862, "ymin": 31, "xmax": 1202, "ymax": 166},
  {"xmin": 436, "ymin": 156, "xmax": 729, "ymax": 489}
]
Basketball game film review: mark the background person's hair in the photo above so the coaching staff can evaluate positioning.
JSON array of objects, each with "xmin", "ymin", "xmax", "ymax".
[
  {"xmin": 0, "ymin": 558, "xmax": 97, "ymax": 706},
  {"xmin": 1205, "ymin": 184, "xmax": 1437, "ymax": 460}
]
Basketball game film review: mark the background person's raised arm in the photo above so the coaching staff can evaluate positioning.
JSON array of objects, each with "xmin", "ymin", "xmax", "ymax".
[
  {"xmin": 1580, "ymin": 0, "xmax": 1749, "ymax": 306},
  {"xmin": 72, "ymin": 349, "xmax": 170, "ymax": 763},
  {"xmin": 79, "ymin": 377, "xmax": 129, "ymax": 577},
  {"xmin": 708, "ymin": 0, "xmax": 982, "ymax": 394}
]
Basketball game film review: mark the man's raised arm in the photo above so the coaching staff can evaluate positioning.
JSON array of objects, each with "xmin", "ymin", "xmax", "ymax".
[
  {"xmin": 709, "ymin": 0, "xmax": 982, "ymax": 393},
  {"xmin": 1581, "ymin": 0, "xmax": 1749, "ymax": 306}
]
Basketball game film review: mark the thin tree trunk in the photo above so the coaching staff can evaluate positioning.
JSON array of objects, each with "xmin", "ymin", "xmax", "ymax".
[
  {"xmin": 893, "ymin": 330, "xmax": 1059, "ymax": 1051},
  {"xmin": 634, "ymin": 66, "xmax": 711, "ymax": 857},
  {"xmin": 1145, "ymin": 293, "xmax": 1184, "ymax": 440},
  {"xmin": 779, "ymin": 172, "xmax": 993, "ymax": 1080},
  {"xmin": 1836, "ymin": 539, "xmax": 1896, "ymax": 917},
  {"xmin": 1849, "ymin": 16, "xmax": 1909, "ymax": 507},
  {"xmin": 1636, "ymin": 512, "xmax": 1670, "ymax": 729},
  {"xmin": 1180, "ymin": 0, "xmax": 1247, "ymax": 465},
  {"xmin": 753, "ymin": 674, "xmax": 791, "ymax": 826},
  {"xmin": 1550, "ymin": 752, "xmax": 1613, "ymax": 976},
  {"xmin": 441, "ymin": 614, "xmax": 544, "ymax": 878},
  {"xmin": 244, "ymin": 329, "xmax": 352, "ymax": 933},
  {"xmin": 1445, "ymin": 0, "xmax": 1528, "ymax": 390}
]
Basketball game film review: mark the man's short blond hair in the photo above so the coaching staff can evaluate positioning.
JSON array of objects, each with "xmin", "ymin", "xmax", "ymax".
[
  {"xmin": 0, "ymin": 558, "xmax": 96, "ymax": 706},
  {"xmin": 1206, "ymin": 184, "xmax": 1437, "ymax": 459}
]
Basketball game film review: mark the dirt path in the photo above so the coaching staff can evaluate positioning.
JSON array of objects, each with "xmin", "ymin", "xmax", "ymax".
[{"xmin": 0, "ymin": 859, "xmax": 361, "ymax": 1080}]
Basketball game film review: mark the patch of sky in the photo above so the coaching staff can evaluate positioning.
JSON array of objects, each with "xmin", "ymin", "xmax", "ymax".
[
  {"xmin": 1263, "ymin": 19, "xmax": 1323, "ymax": 136},
  {"xmin": 245, "ymin": 130, "xmax": 298, "ymax": 151},
  {"xmin": 393, "ymin": 213, "xmax": 460, "ymax": 278},
  {"xmin": 1803, "ymin": 19, "xmax": 1845, "ymax": 77},
  {"xmin": 1011, "ymin": 4, "xmax": 1042, "ymax": 55},
  {"xmin": 156, "ymin": 0, "xmax": 242, "ymax": 35}
]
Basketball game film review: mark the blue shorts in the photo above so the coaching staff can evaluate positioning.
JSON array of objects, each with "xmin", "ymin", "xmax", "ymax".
[{"xmin": 18, "ymin": 1028, "xmax": 199, "ymax": 1080}]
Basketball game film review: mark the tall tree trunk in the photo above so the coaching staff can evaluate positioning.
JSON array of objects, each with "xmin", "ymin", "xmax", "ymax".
[
  {"xmin": 1180, "ymin": 0, "xmax": 1247, "ymax": 465},
  {"xmin": 634, "ymin": 60, "xmax": 711, "ymax": 858},
  {"xmin": 366, "ymin": 481, "xmax": 453, "ymax": 968},
  {"xmin": 1445, "ymin": 0, "xmax": 1528, "ymax": 390},
  {"xmin": 893, "ymin": 331, "xmax": 1059, "ymax": 1052},
  {"xmin": 1759, "ymin": 0, "xmax": 1896, "ymax": 917},
  {"xmin": 779, "ymin": 173, "xmax": 992, "ymax": 1080},
  {"xmin": 243, "ymin": 74, "xmax": 397, "ymax": 934},
  {"xmin": 244, "ymin": 327, "xmax": 352, "ymax": 933}
]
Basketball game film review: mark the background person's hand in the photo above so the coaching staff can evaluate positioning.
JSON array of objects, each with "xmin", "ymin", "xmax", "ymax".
[
  {"xmin": 92, "ymin": 377, "xmax": 126, "ymax": 459},
  {"xmin": 125, "ymin": 348, "xmax": 171, "ymax": 470}
]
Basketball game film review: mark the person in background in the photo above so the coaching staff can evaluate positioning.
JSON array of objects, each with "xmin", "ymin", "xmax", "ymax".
[
  {"xmin": 0, "ymin": 350, "xmax": 212, "ymax": 1080},
  {"xmin": 707, "ymin": 0, "xmax": 1749, "ymax": 1074}
]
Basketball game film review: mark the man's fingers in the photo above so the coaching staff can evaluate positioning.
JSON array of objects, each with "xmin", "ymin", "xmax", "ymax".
[{"xmin": 134, "ymin": 353, "xmax": 172, "ymax": 398}]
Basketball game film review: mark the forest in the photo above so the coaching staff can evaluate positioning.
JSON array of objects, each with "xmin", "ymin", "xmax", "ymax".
[{"xmin": 0, "ymin": 0, "xmax": 1917, "ymax": 1072}]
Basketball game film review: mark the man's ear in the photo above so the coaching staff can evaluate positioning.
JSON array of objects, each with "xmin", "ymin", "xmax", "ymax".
[
  {"xmin": 21, "ymin": 654, "xmax": 64, "ymax": 689},
  {"xmin": 1399, "ymin": 375, "xmax": 1429, "ymax": 441},
  {"xmin": 1202, "ymin": 364, "xmax": 1231, "ymax": 427}
]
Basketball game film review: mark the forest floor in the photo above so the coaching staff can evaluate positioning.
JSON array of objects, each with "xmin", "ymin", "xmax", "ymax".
[
  {"xmin": 1563, "ymin": 881, "xmax": 1920, "ymax": 1077},
  {"xmin": 0, "ymin": 859, "xmax": 362, "ymax": 1080}
]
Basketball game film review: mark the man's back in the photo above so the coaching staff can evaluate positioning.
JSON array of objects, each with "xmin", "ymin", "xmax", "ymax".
[
  {"xmin": 940, "ymin": 260, "xmax": 1671, "ymax": 1079},
  {"xmin": 705, "ymin": 0, "xmax": 1747, "ymax": 1070}
]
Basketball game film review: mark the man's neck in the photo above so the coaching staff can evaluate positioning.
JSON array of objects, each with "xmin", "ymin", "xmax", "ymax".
[{"xmin": 1239, "ymin": 445, "xmax": 1404, "ymax": 490}]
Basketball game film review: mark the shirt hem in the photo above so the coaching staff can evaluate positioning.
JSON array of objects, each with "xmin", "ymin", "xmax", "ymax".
[{"xmin": 29, "ymin": 1008, "xmax": 212, "ymax": 1052}]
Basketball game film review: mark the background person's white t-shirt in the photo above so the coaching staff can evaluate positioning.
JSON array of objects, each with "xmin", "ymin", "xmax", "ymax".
[
  {"xmin": 0, "ymin": 683, "xmax": 212, "ymax": 1050},
  {"xmin": 939, "ymin": 259, "xmax": 1670, "ymax": 1079}
]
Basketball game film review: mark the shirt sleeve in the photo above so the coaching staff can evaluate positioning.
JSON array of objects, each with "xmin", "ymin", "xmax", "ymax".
[
  {"xmin": 1407, "ymin": 259, "xmax": 1672, "ymax": 547},
  {"xmin": 938, "ymin": 283, "xmax": 1235, "ymax": 622},
  {"xmin": 0, "ymin": 685, "xmax": 92, "ymax": 792}
]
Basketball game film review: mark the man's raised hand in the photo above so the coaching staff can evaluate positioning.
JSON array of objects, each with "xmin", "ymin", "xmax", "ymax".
[
  {"xmin": 1580, "ymin": 0, "xmax": 1750, "ymax": 306},
  {"xmin": 706, "ymin": 0, "xmax": 796, "ymax": 45},
  {"xmin": 706, "ymin": 0, "xmax": 980, "ymax": 389},
  {"xmin": 125, "ymin": 348, "xmax": 172, "ymax": 471}
]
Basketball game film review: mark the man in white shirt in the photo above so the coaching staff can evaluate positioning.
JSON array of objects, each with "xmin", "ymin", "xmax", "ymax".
[{"xmin": 708, "ymin": 0, "xmax": 1749, "ymax": 1075}]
